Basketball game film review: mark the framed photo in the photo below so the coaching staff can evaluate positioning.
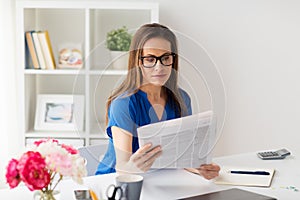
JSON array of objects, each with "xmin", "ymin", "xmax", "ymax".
[
  {"xmin": 57, "ymin": 43, "xmax": 83, "ymax": 69},
  {"xmin": 34, "ymin": 94, "xmax": 84, "ymax": 131}
]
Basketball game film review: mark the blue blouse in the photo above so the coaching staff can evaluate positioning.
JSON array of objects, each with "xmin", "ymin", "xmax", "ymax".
[{"xmin": 95, "ymin": 89, "xmax": 192, "ymax": 175}]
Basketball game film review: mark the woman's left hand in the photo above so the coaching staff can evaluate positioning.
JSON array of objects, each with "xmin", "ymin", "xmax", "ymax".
[{"xmin": 185, "ymin": 163, "xmax": 220, "ymax": 180}]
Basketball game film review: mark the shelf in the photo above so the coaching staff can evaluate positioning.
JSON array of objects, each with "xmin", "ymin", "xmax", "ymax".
[
  {"xmin": 24, "ymin": 69, "xmax": 128, "ymax": 76},
  {"xmin": 25, "ymin": 130, "xmax": 86, "ymax": 138},
  {"xmin": 17, "ymin": 1, "xmax": 159, "ymax": 147},
  {"xmin": 89, "ymin": 69, "xmax": 127, "ymax": 75},
  {"xmin": 89, "ymin": 134, "xmax": 109, "ymax": 139},
  {"xmin": 24, "ymin": 69, "xmax": 86, "ymax": 75}
]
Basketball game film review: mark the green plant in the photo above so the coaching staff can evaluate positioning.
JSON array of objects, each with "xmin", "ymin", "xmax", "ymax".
[{"xmin": 106, "ymin": 26, "xmax": 132, "ymax": 51}]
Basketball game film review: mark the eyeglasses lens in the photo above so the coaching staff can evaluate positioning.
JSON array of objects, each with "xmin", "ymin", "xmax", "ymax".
[{"xmin": 142, "ymin": 54, "xmax": 174, "ymax": 68}]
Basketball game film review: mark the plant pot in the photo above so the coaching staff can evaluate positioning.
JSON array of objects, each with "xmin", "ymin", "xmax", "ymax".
[{"xmin": 110, "ymin": 51, "xmax": 129, "ymax": 70}]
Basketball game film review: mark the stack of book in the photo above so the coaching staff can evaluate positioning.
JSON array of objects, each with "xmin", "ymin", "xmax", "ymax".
[{"xmin": 25, "ymin": 30, "xmax": 56, "ymax": 70}]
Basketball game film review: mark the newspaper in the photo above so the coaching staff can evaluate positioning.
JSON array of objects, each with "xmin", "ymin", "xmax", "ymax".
[{"xmin": 138, "ymin": 111, "xmax": 215, "ymax": 169}]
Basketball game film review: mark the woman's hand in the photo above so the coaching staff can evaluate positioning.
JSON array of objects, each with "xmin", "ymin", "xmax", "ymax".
[
  {"xmin": 112, "ymin": 126, "xmax": 162, "ymax": 174},
  {"xmin": 185, "ymin": 163, "xmax": 220, "ymax": 180},
  {"xmin": 129, "ymin": 143, "xmax": 162, "ymax": 172}
]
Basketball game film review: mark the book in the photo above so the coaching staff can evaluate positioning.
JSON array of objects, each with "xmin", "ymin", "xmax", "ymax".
[
  {"xmin": 179, "ymin": 188, "xmax": 276, "ymax": 200},
  {"xmin": 214, "ymin": 166, "xmax": 275, "ymax": 187},
  {"xmin": 25, "ymin": 31, "xmax": 40, "ymax": 69},
  {"xmin": 37, "ymin": 30, "xmax": 56, "ymax": 69},
  {"xmin": 32, "ymin": 31, "xmax": 47, "ymax": 69},
  {"xmin": 24, "ymin": 33, "xmax": 33, "ymax": 69}
]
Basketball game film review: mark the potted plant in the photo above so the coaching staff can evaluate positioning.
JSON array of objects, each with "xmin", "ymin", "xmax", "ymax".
[{"xmin": 106, "ymin": 26, "xmax": 132, "ymax": 69}]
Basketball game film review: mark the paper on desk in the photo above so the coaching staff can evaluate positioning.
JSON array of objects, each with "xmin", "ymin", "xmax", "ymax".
[
  {"xmin": 138, "ymin": 111, "xmax": 215, "ymax": 168},
  {"xmin": 214, "ymin": 166, "xmax": 275, "ymax": 187}
]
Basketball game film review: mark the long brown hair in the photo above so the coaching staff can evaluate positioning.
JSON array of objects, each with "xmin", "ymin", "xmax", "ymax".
[{"xmin": 105, "ymin": 23, "xmax": 187, "ymax": 124}]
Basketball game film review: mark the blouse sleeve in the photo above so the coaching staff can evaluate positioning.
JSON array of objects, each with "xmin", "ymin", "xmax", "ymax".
[{"xmin": 106, "ymin": 96, "xmax": 137, "ymax": 138}]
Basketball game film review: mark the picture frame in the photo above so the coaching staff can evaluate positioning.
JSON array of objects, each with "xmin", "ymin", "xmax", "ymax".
[
  {"xmin": 34, "ymin": 94, "xmax": 84, "ymax": 131},
  {"xmin": 57, "ymin": 43, "xmax": 83, "ymax": 69}
]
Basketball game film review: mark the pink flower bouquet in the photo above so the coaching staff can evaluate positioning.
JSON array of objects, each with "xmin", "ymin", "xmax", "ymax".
[{"xmin": 5, "ymin": 139, "xmax": 87, "ymax": 198}]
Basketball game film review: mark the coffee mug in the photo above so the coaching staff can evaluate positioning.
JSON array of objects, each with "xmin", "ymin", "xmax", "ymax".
[{"xmin": 116, "ymin": 174, "xmax": 143, "ymax": 200}]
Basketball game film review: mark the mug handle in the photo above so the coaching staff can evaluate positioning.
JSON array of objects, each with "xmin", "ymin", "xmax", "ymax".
[{"xmin": 120, "ymin": 184, "xmax": 128, "ymax": 200}]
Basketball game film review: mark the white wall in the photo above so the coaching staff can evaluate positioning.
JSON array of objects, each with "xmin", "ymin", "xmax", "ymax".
[
  {"xmin": 7, "ymin": 0, "xmax": 300, "ymax": 159},
  {"xmin": 101, "ymin": 0, "xmax": 300, "ymax": 156},
  {"xmin": 0, "ymin": 0, "xmax": 20, "ymax": 188},
  {"xmin": 156, "ymin": 0, "xmax": 300, "ymax": 156}
]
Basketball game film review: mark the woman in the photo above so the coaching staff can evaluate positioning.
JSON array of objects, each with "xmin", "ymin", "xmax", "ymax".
[{"xmin": 96, "ymin": 23, "xmax": 220, "ymax": 180}]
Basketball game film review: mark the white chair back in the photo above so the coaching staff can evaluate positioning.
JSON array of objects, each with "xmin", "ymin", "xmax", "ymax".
[{"xmin": 78, "ymin": 143, "xmax": 108, "ymax": 176}]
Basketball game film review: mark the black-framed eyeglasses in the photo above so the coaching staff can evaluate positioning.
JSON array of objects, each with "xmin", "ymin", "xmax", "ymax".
[{"xmin": 140, "ymin": 53, "xmax": 175, "ymax": 68}]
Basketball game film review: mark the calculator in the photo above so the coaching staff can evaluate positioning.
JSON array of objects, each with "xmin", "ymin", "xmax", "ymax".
[{"xmin": 257, "ymin": 148, "xmax": 291, "ymax": 160}]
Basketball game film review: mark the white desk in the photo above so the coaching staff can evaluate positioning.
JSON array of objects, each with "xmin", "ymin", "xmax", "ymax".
[
  {"xmin": 1, "ymin": 152, "xmax": 299, "ymax": 199},
  {"xmin": 214, "ymin": 152, "xmax": 300, "ymax": 200}
]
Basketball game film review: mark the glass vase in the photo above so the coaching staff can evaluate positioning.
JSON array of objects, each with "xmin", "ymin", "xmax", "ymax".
[{"xmin": 33, "ymin": 190, "xmax": 60, "ymax": 200}]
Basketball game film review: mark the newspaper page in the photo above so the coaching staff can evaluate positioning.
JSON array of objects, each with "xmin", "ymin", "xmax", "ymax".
[{"xmin": 138, "ymin": 111, "xmax": 215, "ymax": 169}]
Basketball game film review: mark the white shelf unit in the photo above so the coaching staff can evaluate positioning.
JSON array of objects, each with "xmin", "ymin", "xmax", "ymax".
[{"xmin": 16, "ymin": 1, "xmax": 159, "ymax": 147}]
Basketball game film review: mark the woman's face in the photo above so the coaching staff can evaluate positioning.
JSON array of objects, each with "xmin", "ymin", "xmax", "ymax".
[{"xmin": 139, "ymin": 37, "xmax": 173, "ymax": 87}]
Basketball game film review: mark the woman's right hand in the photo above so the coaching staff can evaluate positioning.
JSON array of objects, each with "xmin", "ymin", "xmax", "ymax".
[
  {"xmin": 112, "ymin": 126, "xmax": 162, "ymax": 173},
  {"xmin": 129, "ymin": 143, "xmax": 162, "ymax": 172}
]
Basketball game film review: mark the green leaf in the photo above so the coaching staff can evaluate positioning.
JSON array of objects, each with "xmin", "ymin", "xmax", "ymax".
[{"xmin": 106, "ymin": 26, "xmax": 132, "ymax": 51}]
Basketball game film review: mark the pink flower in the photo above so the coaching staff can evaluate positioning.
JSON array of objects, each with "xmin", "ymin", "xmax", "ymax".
[
  {"xmin": 71, "ymin": 156, "xmax": 86, "ymax": 184},
  {"xmin": 17, "ymin": 151, "xmax": 50, "ymax": 191},
  {"xmin": 61, "ymin": 144, "xmax": 78, "ymax": 155},
  {"xmin": 6, "ymin": 138, "xmax": 87, "ymax": 192},
  {"xmin": 34, "ymin": 138, "xmax": 58, "ymax": 147},
  {"xmin": 46, "ymin": 152, "xmax": 72, "ymax": 176},
  {"xmin": 5, "ymin": 159, "xmax": 21, "ymax": 188}
]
